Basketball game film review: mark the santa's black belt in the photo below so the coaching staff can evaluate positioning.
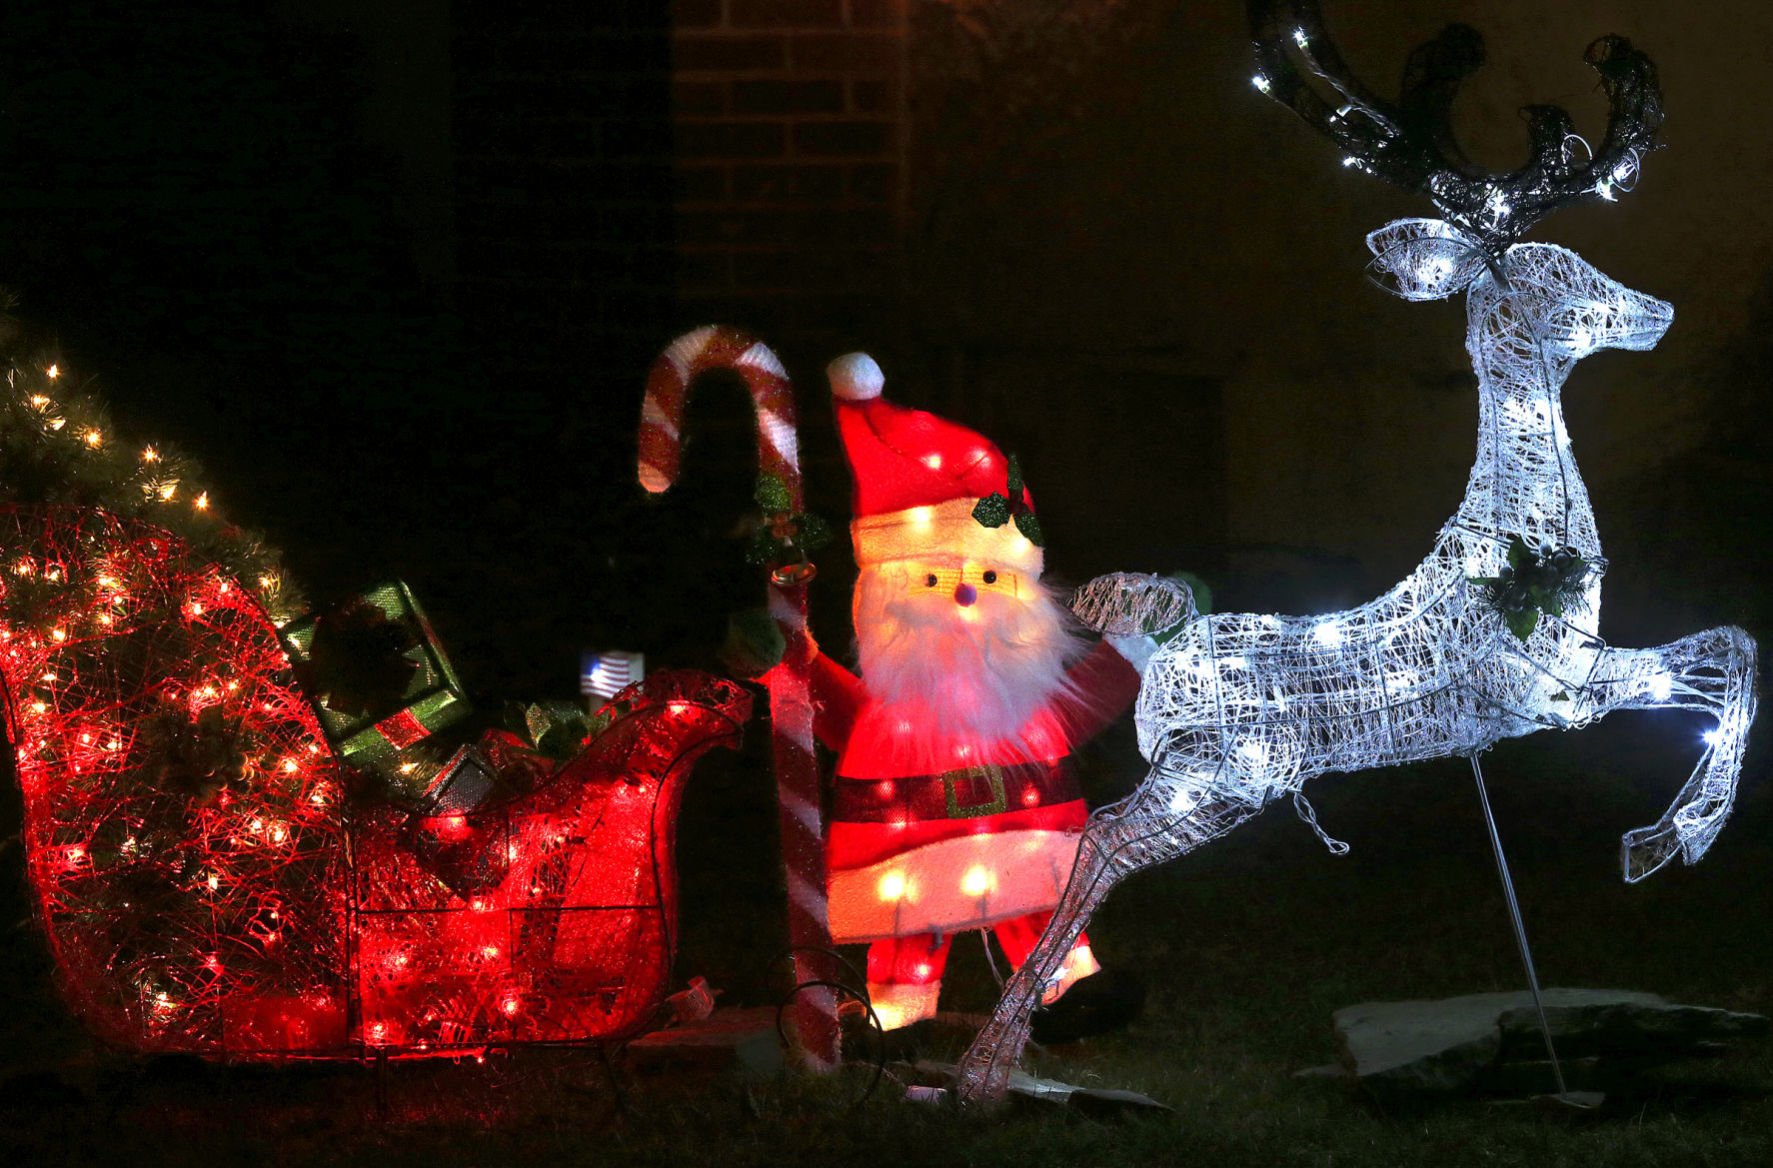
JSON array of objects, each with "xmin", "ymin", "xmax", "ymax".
[{"xmin": 831, "ymin": 761, "xmax": 1080, "ymax": 822}]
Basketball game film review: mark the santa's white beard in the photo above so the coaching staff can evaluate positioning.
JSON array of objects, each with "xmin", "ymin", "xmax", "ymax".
[{"xmin": 853, "ymin": 564, "xmax": 1087, "ymax": 745}]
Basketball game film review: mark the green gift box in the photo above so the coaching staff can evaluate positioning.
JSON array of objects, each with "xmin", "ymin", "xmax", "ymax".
[{"xmin": 280, "ymin": 580, "xmax": 469, "ymax": 766}]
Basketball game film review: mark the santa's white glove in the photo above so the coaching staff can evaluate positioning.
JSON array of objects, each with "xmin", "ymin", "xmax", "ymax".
[{"xmin": 1106, "ymin": 631, "xmax": 1161, "ymax": 673}]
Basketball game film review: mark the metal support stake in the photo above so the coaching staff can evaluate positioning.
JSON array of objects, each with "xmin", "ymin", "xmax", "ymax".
[{"xmin": 1470, "ymin": 753, "xmax": 1567, "ymax": 1097}]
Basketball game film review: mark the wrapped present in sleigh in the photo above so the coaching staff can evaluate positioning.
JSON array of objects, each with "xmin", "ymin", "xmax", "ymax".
[{"xmin": 0, "ymin": 503, "xmax": 749, "ymax": 1060}]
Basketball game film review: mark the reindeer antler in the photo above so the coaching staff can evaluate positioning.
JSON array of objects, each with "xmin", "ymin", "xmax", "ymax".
[{"xmin": 1250, "ymin": 1, "xmax": 1663, "ymax": 249}]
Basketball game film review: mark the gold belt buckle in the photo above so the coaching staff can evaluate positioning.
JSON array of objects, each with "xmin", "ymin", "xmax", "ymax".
[{"xmin": 943, "ymin": 764, "xmax": 1008, "ymax": 818}]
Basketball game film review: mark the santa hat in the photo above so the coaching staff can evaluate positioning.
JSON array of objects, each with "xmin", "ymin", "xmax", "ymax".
[{"xmin": 827, "ymin": 353, "xmax": 1043, "ymax": 577}]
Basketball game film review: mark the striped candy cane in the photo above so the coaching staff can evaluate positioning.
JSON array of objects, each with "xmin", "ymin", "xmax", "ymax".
[{"xmin": 638, "ymin": 326, "xmax": 840, "ymax": 1069}]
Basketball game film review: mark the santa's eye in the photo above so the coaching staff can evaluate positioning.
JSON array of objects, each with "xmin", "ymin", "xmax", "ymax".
[
  {"xmin": 982, "ymin": 570, "xmax": 998, "ymax": 585},
  {"xmin": 925, "ymin": 573, "xmax": 939, "ymax": 587}
]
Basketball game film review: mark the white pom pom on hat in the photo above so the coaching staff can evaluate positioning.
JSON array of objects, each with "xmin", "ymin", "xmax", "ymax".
[{"xmin": 827, "ymin": 352, "xmax": 884, "ymax": 401}]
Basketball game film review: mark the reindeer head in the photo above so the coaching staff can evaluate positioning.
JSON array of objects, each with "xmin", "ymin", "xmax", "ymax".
[
  {"xmin": 1250, "ymin": 1, "xmax": 1662, "ymax": 257},
  {"xmin": 1501, "ymin": 244, "xmax": 1673, "ymax": 359},
  {"xmin": 1364, "ymin": 220, "xmax": 1673, "ymax": 375}
]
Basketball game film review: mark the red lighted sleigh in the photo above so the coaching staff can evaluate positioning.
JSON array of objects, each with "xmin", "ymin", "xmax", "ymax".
[{"xmin": 1, "ymin": 504, "xmax": 749, "ymax": 1059}]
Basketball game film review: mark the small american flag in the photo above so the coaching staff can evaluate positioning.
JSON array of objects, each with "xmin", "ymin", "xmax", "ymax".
[{"xmin": 581, "ymin": 649, "xmax": 644, "ymax": 699}]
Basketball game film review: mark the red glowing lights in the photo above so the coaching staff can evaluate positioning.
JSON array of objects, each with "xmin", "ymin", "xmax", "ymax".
[{"xmin": 2, "ymin": 504, "xmax": 749, "ymax": 1060}]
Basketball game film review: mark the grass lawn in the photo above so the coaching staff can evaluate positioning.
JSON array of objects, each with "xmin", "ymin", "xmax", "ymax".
[{"xmin": 4, "ymin": 703, "xmax": 1770, "ymax": 1167}]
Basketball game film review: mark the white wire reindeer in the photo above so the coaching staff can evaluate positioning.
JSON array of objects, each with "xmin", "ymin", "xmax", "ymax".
[{"xmin": 954, "ymin": 1, "xmax": 1757, "ymax": 1104}]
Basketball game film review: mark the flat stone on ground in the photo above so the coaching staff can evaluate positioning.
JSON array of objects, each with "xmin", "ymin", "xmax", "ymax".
[
  {"xmin": 626, "ymin": 1007, "xmax": 780, "ymax": 1072},
  {"xmin": 1333, "ymin": 988, "xmax": 1766, "ymax": 1098}
]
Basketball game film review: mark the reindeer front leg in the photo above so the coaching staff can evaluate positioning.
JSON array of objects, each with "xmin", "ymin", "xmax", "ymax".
[
  {"xmin": 953, "ymin": 818, "xmax": 1119, "ymax": 1104},
  {"xmin": 1573, "ymin": 627, "xmax": 1758, "ymax": 881},
  {"xmin": 954, "ymin": 777, "xmax": 1262, "ymax": 1105}
]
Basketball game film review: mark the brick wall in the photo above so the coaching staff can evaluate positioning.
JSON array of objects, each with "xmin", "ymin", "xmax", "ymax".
[
  {"xmin": 447, "ymin": 6, "xmax": 686, "ymax": 689},
  {"xmin": 671, "ymin": 0, "xmax": 909, "ymax": 366},
  {"xmin": 452, "ymin": 6, "xmax": 676, "ymax": 391}
]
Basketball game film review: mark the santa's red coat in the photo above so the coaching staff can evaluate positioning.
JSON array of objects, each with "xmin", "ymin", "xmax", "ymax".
[{"xmin": 805, "ymin": 641, "xmax": 1139, "ymax": 943}]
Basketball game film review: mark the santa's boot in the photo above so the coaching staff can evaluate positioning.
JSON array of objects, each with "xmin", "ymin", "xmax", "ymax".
[{"xmin": 860, "ymin": 931, "xmax": 952, "ymax": 1036}]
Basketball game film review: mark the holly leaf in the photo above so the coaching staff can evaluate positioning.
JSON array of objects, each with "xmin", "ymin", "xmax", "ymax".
[
  {"xmin": 1506, "ymin": 535, "xmax": 1532, "ymax": 569},
  {"xmin": 1505, "ymin": 606, "xmax": 1540, "ymax": 642},
  {"xmin": 972, "ymin": 493, "xmax": 1010, "ymax": 528},
  {"xmin": 754, "ymin": 473, "xmax": 792, "ymax": 514},
  {"xmin": 1005, "ymin": 452, "xmax": 1024, "ymax": 495},
  {"xmin": 1013, "ymin": 510, "xmax": 1045, "ymax": 548}
]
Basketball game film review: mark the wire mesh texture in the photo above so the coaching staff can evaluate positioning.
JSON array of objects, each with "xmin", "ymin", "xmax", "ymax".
[
  {"xmin": 1, "ymin": 504, "xmax": 750, "ymax": 1059},
  {"xmin": 954, "ymin": 6, "xmax": 1756, "ymax": 1101}
]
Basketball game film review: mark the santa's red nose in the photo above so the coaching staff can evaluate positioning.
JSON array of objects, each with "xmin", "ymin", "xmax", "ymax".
[{"xmin": 953, "ymin": 582, "xmax": 977, "ymax": 607}]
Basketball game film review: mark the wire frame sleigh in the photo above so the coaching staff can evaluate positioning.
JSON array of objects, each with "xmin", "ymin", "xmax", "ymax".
[{"xmin": 1, "ymin": 503, "xmax": 750, "ymax": 1059}]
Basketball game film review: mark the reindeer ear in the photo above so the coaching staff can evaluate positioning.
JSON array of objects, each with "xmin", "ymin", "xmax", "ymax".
[{"xmin": 1365, "ymin": 218, "xmax": 1487, "ymax": 301}]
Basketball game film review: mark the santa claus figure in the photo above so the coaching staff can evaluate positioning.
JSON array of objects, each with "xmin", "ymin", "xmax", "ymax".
[{"xmin": 803, "ymin": 353, "xmax": 1152, "ymax": 1032}]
